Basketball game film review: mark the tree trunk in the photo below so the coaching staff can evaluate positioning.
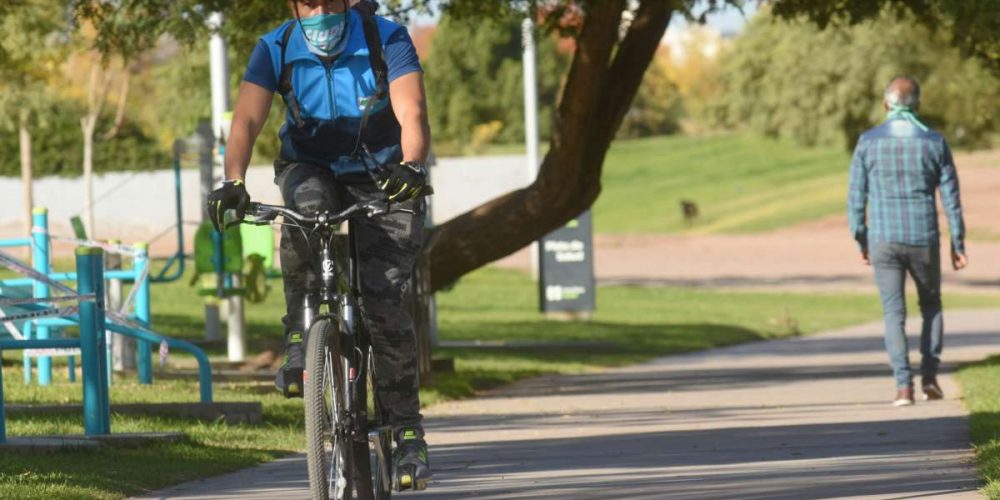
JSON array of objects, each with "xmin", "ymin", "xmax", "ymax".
[
  {"xmin": 101, "ymin": 66, "xmax": 130, "ymax": 141},
  {"xmin": 19, "ymin": 119, "xmax": 33, "ymax": 260},
  {"xmin": 81, "ymin": 62, "xmax": 112, "ymax": 239},
  {"xmin": 426, "ymin": 0, "xmax": 673, "ymax": 292}
]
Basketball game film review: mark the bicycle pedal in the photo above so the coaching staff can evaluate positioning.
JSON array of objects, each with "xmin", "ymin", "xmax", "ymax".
[
  {"xmin": 279, "ymin": 367, "xmax": 304, "ymax": 398},
  {"xmin": 282, "ymin": 383, "xmax": 303, "ymax": 398},
  {"xmin": 394, "ymin": 467, "xmax": 414, "ymax": 491}
]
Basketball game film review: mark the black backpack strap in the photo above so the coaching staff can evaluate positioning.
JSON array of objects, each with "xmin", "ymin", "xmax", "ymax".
[
  {"xmin": 276, "ymin": 22, "xmax": 305, "ymax": 128},
  {"xmin": 351, "ymin": 1, "xmax": 390, "ymax": 156},
  {"xmin": 354, "ymin": 1, "xmax": 389, "ymax": 100}
]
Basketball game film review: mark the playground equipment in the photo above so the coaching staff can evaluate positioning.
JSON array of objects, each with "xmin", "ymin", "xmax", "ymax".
[
  {"xmin": 0, "ymin": 246, "xmax": 212, "ymax": 443},
  {"xmin": 178, "ymin": 123, "xmax": 277, "ymax": 363},
  {"xmin": 0, "ymin": 208, "xmax": 211, "ymax": 391}
]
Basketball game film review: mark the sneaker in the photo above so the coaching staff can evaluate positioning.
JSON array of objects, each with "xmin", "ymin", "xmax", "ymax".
[
  {"xmin": 394, "ymin": 428, "xmax": 432, "ymax": 491},
  {"xmin": 893, "ymin": 386, "xmax": 915, "ymax": 407},
  {"xmin": 275, "ymin": 331, "xmax": 304, "ymax": 398},
  {"xmin": 922, "ymin": 377, "xmax": 944, "ymax": 400}
]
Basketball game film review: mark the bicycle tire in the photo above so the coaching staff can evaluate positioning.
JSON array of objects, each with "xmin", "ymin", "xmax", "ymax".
[{"xmin": 305, "ymin": 318, "xmax": 352, "ymax": 500}]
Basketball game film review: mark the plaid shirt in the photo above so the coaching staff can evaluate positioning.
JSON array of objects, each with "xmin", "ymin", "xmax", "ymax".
[{"xmin": 848, "ymin": 116, "xmax": 965, "ymax": 253}]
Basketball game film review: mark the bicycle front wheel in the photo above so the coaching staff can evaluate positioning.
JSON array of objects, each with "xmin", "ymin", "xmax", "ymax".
[{"xmin": 305, "ymin": 318, "xmax": 352, "ymax": 500}]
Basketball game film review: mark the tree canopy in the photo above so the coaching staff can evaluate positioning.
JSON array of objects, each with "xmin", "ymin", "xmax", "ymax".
[
  {"xmin": 423, "ymin": 14, "xmax": 568, "ymax": 152},
  {"xmin": 770, "ymin": 0, "xmax": 1000, "ymax": 75},
  {"xmin": 713, "ymin": 6, "xmax": 998, "ymax": 150},
  {"xmin": 59, "ymin": 0, "xmax": 1000, "ymax": 290},
  {"xmin": 0, "ymin": 0, "xmax": 167, "ymax": 177}
]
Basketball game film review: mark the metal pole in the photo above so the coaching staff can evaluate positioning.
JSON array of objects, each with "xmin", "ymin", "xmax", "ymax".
[
  {"xmin": 227, "ymin": 274, "xmax": 246, "ymax": 362},
  {"xmin": 134, "ymin": 242, "xmax": 152, "ymax": 384},
  {"xmin": 19, "ymin": 125, "xmax": 33, "ymax": 263},
  {"xmin": 0, "ymin": 358, "xmax": 5, "ymax": 443},
  {"xmin": 208, "ymin": 12, "xmax": 230, "ymax": 144},
  {"xmin": 208, "ymin": 12, "xmax": 235, "ymax": 347},
  {"xmin": 522, "ymin": 17, "xmax": 541, "ymax": 280},
  {"xmin": 106, "ymin": 241, "xmax": 134, "ymax": 379},
  {"xmin": 31, "ymin": 207, "xmax": 52, "ymax": 385},
  {"xmin": 76, "ymin": 246, "xmax": 110, "ymax": 435},
  {"xmin": 22, "ymin": 322, "xmax": 31, "ymax": 384}
]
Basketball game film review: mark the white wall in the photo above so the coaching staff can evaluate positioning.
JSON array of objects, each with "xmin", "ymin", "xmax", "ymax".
[{"xmin": 0, "ymin": 154, "xmax": 531, "ymax": 255}]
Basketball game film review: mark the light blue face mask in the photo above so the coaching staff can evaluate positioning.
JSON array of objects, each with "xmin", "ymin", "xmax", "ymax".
[
  {"xmin": 886, "ymin": 104, "xmax": 929, "ymax": 132},
  {"xmin": 299, "ymin": 12, "xmax": 349, "ymax": 57}
]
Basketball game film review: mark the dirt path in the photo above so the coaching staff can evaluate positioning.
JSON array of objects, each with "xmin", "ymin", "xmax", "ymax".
[
  {"xmin": 499, "ymin": 160, "xmax": 1000, "ymax": 293},
  {"xmin": 135, "ymin": 309, "xmax": 998, "ymax": 499}
]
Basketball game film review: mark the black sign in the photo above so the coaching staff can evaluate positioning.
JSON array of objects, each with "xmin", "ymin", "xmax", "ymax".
[{"xmin": 539, "ymin": 210, "xmax": 595, "ymax": 315}]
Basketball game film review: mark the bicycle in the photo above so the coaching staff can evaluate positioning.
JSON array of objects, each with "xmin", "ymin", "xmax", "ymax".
[{"xmin": 241, "ymin": 197, "xmax": 422, "ymax": 500}]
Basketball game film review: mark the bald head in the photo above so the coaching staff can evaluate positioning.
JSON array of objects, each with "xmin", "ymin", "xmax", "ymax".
[{"xmin": 884, "ymin": 76, "xmax": 921, "ymax": 111}]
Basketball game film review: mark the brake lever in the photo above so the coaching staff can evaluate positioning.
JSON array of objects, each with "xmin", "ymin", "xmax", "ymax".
[{"xmin": 364, "ymin": 200, "xmax": 390, "ymax": 217}]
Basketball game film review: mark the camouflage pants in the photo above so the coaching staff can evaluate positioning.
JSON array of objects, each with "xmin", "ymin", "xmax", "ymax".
[{"xmin": 276, "ymin": 162, "xmax": 425, "ymax": 431}]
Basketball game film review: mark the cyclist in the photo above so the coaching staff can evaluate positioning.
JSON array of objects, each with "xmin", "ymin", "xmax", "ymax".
[{"xmin": 207, "ymin": 0, "xmax": 432, "ymax": 487}]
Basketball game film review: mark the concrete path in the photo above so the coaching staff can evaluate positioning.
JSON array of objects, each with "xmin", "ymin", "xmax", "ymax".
[{"xmin": 137, "ymin": 310, "xmax": 1000, "ymax": 499}]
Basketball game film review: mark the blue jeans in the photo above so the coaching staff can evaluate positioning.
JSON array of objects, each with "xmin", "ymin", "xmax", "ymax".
[{"xmin": 871, "ymin": 242, "xmax": 943, "ymax": 388}]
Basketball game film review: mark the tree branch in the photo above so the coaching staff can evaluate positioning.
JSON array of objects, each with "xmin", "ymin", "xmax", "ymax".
[
  {"xmin": 101, "ymin": 62, "xmax": 132, "ymax": 140},
  {"xmin": 426, "ymin": 1, "xmax": 630, "ymax": 291},
  {"xmin": 596, "ymin": 0, "xmax": 674, "ymax": 143}
]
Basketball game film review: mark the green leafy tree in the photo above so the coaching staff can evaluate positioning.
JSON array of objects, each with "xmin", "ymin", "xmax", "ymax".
[
  {"xmin": 770, "ymin": 0, "xmax": 1000, "ymax": 76},
  {"xmin": 74, "ymin": 0, "xmax": 999, "ymax": 290},
  {"xmin": 0, "ymin": 97, "xmax": 170, "ymax": 178},
  {"xmin": 424, "ymin": 14, "xmax": 568, "ymax": 151},
  {"xmin": 0, "ymin": 0, "xmax": 70, "ymax": 233},
  {"xmin": 618, "ymin": 49, "xmax": 683, "ymax": 138},
  {"xmin": 714, "ymin": 7, "xmax": 998, "ymax": 150}
]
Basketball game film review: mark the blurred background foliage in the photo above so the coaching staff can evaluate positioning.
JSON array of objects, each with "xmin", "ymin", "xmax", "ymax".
[
  {"xmin": 0, "ymin": 1, "xmax": 996, "ymax": 177},
  {"xmin": 711, "ymin": 6, "xmax": 999, "ymax": 151},
  {"xmin": 423, "ymin": 14, "xmax": 569, "ymax": 154}
]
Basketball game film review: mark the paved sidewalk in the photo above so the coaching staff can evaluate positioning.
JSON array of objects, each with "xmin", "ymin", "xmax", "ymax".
[{"xmin": 137, "ymin": 310, "xmax": 999, "ymax": 499}]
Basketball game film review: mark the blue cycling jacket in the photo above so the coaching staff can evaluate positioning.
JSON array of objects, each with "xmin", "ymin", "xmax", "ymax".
[{"xmin": 243, "ymin": 11, "xmax": 422, "ymax": 170}]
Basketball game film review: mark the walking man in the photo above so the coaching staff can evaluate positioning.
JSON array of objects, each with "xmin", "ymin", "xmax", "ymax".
[{"xmin": 848, "ymin": 76, "xmax": 967, "ymax": 407}]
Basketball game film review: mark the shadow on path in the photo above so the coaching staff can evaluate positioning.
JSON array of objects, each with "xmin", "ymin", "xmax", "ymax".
[{"xmin": 428, "ymin": 415, "xmax": 975, "ymax": 499}]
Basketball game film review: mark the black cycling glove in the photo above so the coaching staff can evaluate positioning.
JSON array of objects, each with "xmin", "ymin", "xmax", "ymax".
[
  {"xmin": 207, "ymin": 179, "xmax": 250, "ymax": 232},
  {"xmin": 378, "ymin": 161, "xmax": 432, "ymax": 202}
]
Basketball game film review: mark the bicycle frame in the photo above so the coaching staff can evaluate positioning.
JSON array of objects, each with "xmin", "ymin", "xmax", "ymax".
[{"xmin": 242, "ymin": 199, "xmax": 400, "ymax": 498}]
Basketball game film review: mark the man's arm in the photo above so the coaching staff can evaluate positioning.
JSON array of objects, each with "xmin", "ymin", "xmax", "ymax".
[
  {"xmin": 847, "ymin": 139, "xmax": 869, "ymax": 263},
  {"xmin": 224, "ymin": 82, "xmax": 274, "ymax": 182},
  {"xmin": 939, "ymin": 139, "xmax": 967, "ymax": 269},
  {"xmin": 389, "ymin": 71, "xmax": 430, "ymax": 163}
]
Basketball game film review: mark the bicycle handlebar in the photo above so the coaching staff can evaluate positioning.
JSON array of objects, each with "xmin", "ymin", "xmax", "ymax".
[{"xmin": 238, "ymin": 198, "xmax": 412, "ymax": 229}]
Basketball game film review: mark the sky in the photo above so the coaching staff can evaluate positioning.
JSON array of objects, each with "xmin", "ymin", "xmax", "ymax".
[
  {"xmin": 411, "ymin": 1, "xmax": 760, "ymax": 40},
  {"xmin": 665, "ymin": 1, "xmax": 759, "ymax": 38}
]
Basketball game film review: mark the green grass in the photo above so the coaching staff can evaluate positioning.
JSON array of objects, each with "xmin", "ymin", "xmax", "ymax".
[
  {"xmin": 3, "ymin": 264, "xmax": 999, "ymax": 498},
  {"xmin": 594, "ymin": 134, "xmax": 850, "ymax": 233},
  {"xmin": 433, "ymin": 133, "xmax": 851, "ymax": 234},
  {"xmin": 0, "ymin": 380, "xmax": 303, "ymax": 500},
  {"xmin": 957, "ymin": 356, "xmax": 1000, "ymax": 499},
  {"xmin": 426, "ymin": 268, "xmax": 1000, "ymax": 402}
]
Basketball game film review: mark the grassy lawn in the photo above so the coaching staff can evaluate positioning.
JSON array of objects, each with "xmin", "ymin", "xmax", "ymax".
[
  {"xmin": 593, "ymin": 134, "xmax": 849, "ymax": 234},
  {"xmin": 2, "ymin": 265, "xmax": 999, "ymax": 498},
  {"xmin": 439, "ymin": 133, "xmax": 851, "ymax": 234},
  {"xmin": 957, "ymin": 356, "xmax": 1000, "ymax": 499}
]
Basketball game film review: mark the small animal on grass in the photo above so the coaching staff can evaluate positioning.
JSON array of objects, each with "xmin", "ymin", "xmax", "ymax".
[{"xmin": 680, "ymin": 200, "xmax": 700, "ymax": 224}]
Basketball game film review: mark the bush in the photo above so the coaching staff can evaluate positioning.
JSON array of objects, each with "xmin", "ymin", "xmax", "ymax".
[
  {"xmin": 423, "ymin": 14, "xmax": 568, "ymax": 151},
  {"xmin": 712, "ymin": 7, "xmax": 999, "ymax": 150},
  {"xmin": 0, "ymin": 98, "xmax": 169, "ymax": 178}
]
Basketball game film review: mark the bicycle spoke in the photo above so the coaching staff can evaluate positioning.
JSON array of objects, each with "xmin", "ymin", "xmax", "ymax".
[{"xmin": 325, "ymin": 349, "xmax": 350, "ymax": 499}]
